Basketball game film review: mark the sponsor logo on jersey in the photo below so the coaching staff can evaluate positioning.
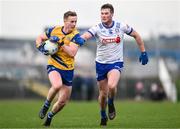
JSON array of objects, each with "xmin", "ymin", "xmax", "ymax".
[{"xmin": 101, "ymin": 36, "xmax": 121, "ymax": 44}]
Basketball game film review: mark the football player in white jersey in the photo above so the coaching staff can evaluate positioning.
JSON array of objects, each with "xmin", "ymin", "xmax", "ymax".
[{"xmin": 81, "ymin": 3, "xmax": 148, "ymax": 126}]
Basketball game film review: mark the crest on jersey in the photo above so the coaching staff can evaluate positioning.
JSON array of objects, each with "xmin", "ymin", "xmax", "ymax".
[
  {"xmin": 115, "ymin": 28, "xmax": 120, "ymax": 33},
  {"xmin": 108, "ymin": 29, "xmax": 113, "ymax": 34}
]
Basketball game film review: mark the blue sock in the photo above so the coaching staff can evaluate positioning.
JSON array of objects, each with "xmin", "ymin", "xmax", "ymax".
[
  {"xmin": 44, "ymin": 99, "xmax": 51, "ymax": 108},
  {"xmin": 47, "ymin": 111, "xmax": 55, "ymax": 119},
  {"xmin": 100, "ymin": 110, "xmax": 107, "ymax": 119},
  {"xmin": 108, "ymin": 98, "xmax": 114, "ymax": 105}
]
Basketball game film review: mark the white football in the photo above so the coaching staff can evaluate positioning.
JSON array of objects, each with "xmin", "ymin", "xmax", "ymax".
[{"xmin": 44, "ymin": 40, "xmax": 58, "ymax": 55}]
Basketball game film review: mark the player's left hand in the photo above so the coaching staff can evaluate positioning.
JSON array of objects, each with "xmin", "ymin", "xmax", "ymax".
[
  {"xmin": 139, "ymin": 51, "xmax": 149, "ymax": 65},
  {"xmin": 37, "ymin": 42, "xmax": 49, "ymax": 56}
]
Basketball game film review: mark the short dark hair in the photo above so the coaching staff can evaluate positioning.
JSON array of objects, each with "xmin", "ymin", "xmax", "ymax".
[
  {"xmin": 101, "ymin": 3, "xmax": 114, "ymax": 14},
  {"xmin": 63, "ymin": 11, "xmax": 77, "ymax": 20}
]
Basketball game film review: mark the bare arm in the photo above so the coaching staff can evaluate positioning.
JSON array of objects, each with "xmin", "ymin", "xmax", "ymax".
[
  {"xmin": 130, "ymin": 30, "xmax": 149, "ymax": 65},
  {"xmin": 61, "ymin": 42, "xmax": 79, "ymax": 57},
  {"xmin": 130, "ymin": 30, "xmax": 146, "ymax": 52},
  {"xmin": 81, "ymin": 31, "xmax": 93, "ymax": 41}
]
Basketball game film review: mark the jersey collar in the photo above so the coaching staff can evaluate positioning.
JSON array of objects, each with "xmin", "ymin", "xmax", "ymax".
[
  {"xmin": 102, "ymin": 20, "xmax": 114, "ymax": 29},
  {"xmin": 61, "ymin": 26, "xmax": 71, "ymax": 35}
]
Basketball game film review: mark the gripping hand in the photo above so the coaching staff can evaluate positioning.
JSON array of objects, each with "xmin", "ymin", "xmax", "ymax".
[
  {"xmin": 37, "ymin": 42, "xmax": 49, "ymax": 55},
  {"xmin": 139, "ymin": 52, "xmax": 149, "ymax": 65},
  {"xmin": 49, "ymin": 36, "xmax": 60, "ymax": 43},
  {"xmin": 50, "ymin": 36, "xmax": 64, "ymax": 46}
]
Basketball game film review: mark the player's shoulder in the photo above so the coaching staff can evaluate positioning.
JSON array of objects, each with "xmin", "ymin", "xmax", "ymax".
[
  {"xmin": 115, "ymin": 21, "xmax": 132, "ymax": 33},
  {"xmin": 46, "ymin": 25, "xmax": 62, "ymax": 33},
  {"xmin": 46, "ymin": 25, "xmax": 60, "ymax": 30},
  {"xmin": 115, "ymin": 21, "xmax": 133, "ymax": 34},
  {"xmin": 97, "ymin": 22, "xmax": 104, "ymax": 29},
  {"xmin": 113, "ymin": 20, "xmax": 126, "ymax": 28},
  {"xmin": 45, "ymin": 25, "xmax": 63, "ymax": 38},
  {"xmin": 53, "ymin": 25, "xmax": 62, "ymax": 31},
  {"xmin": 72, "ymin": 28, "xmax": 79, "ymax": 34}
]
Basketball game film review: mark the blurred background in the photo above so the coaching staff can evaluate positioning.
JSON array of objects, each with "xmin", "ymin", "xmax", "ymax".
[{"xmin": 0, "ymin": 0, "xmax": 180, "ymax": 102}]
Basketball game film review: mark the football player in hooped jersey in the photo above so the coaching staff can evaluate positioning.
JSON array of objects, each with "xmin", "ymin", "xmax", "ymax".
[
  {"xmin": 36, "ymin": 11, "xmax": 85, "ymax": 126},
  {"xmin": 81, "ymin": 3, "xmax": 148, "ymax": 126}
]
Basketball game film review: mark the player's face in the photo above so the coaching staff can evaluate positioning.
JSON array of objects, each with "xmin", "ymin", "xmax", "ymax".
[
  {"xmin": 101, "ymin": 8, "xmax": 113, "ymax": 25},
  {"xmin": 64, "ymin": 16, "xmax": 77, "ymax": 32}
]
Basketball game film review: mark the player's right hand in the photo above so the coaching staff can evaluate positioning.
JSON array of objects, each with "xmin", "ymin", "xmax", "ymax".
[
  {"xmin": 37, "ymin": 42, "xmax": 49, "ymax": 55},
  {"xmin": 49, "ymin": 36, "xmax": 60, "ymax": 43},
  {"xmin": 49, "ymin": 36, "xmax": 64, "ymax": 46}
]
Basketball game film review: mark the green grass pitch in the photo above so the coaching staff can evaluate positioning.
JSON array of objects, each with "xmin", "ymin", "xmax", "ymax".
[{"xmin": 0, "ymin": 100, "xmax": 180, "ymax": 129}]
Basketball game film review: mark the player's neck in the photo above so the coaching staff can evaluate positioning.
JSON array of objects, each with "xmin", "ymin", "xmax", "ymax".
[
  {"xmin": 102, "ymin": 20, "xmax": 113, "ymax": 28},
  {"xmin": 62, "ymin": 26, "xmax": 72, "ymax": 35}
]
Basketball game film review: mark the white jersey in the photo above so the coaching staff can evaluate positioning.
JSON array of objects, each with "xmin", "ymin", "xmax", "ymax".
[{"xmin": 88, "ymin": 20, "xmax": 133, "ymax": 64}]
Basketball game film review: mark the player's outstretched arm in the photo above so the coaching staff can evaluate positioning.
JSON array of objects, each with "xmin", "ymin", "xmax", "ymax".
[
  {"xmin": 81, "ymin": 31, "xmax": 93, "ymax": 41},
  {"xmin": 130, "ymin": 30, "xmax": 149, "ymax": 65},
  {"xmin": 130, "ymin": 30, "xmax": 145, "ymax": 52}
]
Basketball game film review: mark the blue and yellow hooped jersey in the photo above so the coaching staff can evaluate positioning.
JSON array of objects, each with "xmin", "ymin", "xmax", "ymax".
[{"xmin": 45, "ymin": 26, "xmax": 83, "ymax": 70}]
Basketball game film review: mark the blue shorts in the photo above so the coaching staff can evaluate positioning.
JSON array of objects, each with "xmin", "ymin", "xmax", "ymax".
[
  {"xmin": 96, "ymin": 61, "xmax": 124, "ymax": 81},
  {"xmin": 47, "ymin": 65, "xmax": 74, "ymax": 86}
]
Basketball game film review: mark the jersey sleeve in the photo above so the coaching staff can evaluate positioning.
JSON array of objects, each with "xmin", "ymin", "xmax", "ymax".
[
  {"xmin": 45, "ymin": 27, "xmax": 55, "ymax": 38},
  {"xmin": 71, "ymin": 33, "xmax": 85, "ymax": 46},
  {"xmin": 121, "ymin": 23, "xmax": 133, "ymax": 35},
  {"xmin": 87, "ymin": 25, "xmax": 98, "ymax": 37}
]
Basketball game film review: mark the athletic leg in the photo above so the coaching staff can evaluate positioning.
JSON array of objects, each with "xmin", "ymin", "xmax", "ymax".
[
  {"xmin": 44, "ymin": 85, "xmax": 72, "ymax": 126},
  {"xmin": 98, "ymin": 79, "xmax": 108, "ymax": 126},
  {"xmin": 107, "ymin": 69, "xmax": 120, "ymax": 120},
  {"xmin": 39, "ymin": 71, "xmax": 62, "ymax": 119}
]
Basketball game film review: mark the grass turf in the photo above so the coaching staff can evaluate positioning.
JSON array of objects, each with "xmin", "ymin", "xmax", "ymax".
[{"xmin": 0, "ymin": 100, "xmax": 179, "ymax": 128}]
